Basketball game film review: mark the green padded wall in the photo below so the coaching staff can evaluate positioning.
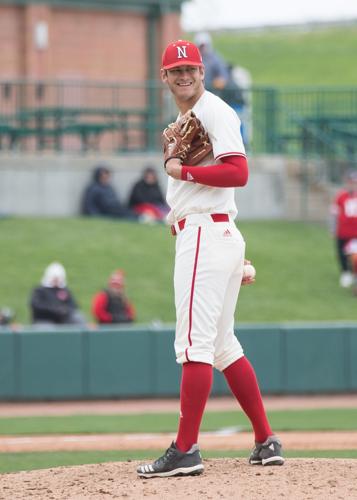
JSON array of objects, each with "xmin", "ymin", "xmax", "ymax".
[
  {"xmin": 284, "ymin": 326, "xmax": 347, "ymax": 392},
  {"xmin": 87, "ymin": 330, "xmax": 154, "ymax": 397},
  {"xmin": 0, "ymin": 333, "xmax": 17, "ymax": 397},
  {"xmin": 18, "ymin": 330, "xmax": 83, "ymax": 398},
  {"xmin": 1, "ymin": 324, "xmax": 357, "ymax": 400}
]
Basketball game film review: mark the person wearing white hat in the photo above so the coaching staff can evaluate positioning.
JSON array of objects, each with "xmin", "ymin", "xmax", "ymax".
[{"xmin": 30, "ymin": 262, "xmax": 86, "ymax": 326}]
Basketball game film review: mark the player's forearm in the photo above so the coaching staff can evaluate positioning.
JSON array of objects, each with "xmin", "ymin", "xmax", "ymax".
[{"xmin": 181, "ymin": 156, "xmax": 248, "ymax": 188}]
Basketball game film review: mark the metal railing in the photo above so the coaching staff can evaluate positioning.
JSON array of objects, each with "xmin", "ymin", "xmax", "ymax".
[{"xmin": 1, "ymin": 80, "xmax": 357, "ymax": 172}]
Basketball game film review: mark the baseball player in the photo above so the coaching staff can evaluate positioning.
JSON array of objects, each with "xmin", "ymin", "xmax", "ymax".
[
  {"xmin": 330, "ymin": 170, "xmax": 357, "ymax": 288},
  {"xmin": 137, "ymin": 40, "xmax": 284, "ymax": 478}
]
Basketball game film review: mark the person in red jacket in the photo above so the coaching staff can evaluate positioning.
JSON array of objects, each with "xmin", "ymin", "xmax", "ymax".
[
  {"xmin": 92, "ymin": 269, "xmax": 135, "ymax": 324},
  {"xmin": 331, "ymin": 170, "xmax": 357, "ymax": 287}
]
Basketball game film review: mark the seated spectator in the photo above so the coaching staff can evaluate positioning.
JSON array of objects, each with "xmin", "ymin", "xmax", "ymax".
[
  {"xmin": 81, "ymin": 164, "xmax": 137, "ymax": 220},
  {"xmin": 92, "ymin": 269, "xmax": 135, "ymax": 324},
  {"xmin": 0, "ymin": 306, "xmax": 15, "ymax": 329},
  {"xmin": 30, "ymin": 262, "xmax": 86, "ymax": 326},
  {"xmin": 128, "ymin": 166, "xmax": 169, "ymax": 222}
]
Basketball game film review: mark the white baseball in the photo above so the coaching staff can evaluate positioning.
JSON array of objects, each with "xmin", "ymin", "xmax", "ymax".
[{"xmin": 243, "ymin": 263, "xmax": 256, "ymax": 279}]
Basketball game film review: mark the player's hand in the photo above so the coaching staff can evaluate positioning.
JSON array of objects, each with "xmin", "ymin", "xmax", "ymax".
[
  {"xmin": 242, "ymin": 259, "xmax": 256, "ymax": 286},
  {"xmin": 165, "ymin": 158, "xmax": 182, "ymax": 179}
]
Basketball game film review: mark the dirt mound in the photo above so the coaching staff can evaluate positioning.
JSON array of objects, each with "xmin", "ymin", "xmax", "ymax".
[{"xmin": 1, "ymin": 459, "xmax": 357, "ymax": 500}]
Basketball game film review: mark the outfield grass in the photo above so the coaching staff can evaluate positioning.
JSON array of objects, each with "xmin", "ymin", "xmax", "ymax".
[
  {"xmin": 0, "ymin": 409, "xmax": 356, "ymax": 435},
  {"xmin": 209, "ymin": 25, "xmax": 357, "ymax": 86},
  {"xmin": 1, "ymin": 449, "xmax": 357, "ymax": 474},
  {"xmin": 1, "ymin": 218, "xmax": 356, "ymax": 325}
]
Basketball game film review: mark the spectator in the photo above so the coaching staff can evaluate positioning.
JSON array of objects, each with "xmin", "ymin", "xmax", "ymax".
[
  {"xmin": 0, "ymin": 306, "xmax": 15, "ymax": 329},
  {"xmin": 194, "ymin": 33, "xmax": 250, "ymax": 147},
  {"xmin": 81, "ymin": 165, "xmax": 137, "ymax": 219},
  {"xmin": 92, "ymin": 269, "xmax": 135, "ymax": 324},
  {"xmin": 128, "ymin": 166, "xmax": 169, "ymax": 222},
  {"xmin": 194, "ymin": 32, "xmax": 229, "ymax": 91},
  {"xmin": 30, "ymin": 262, "xmax": 86, "ymax": 326},
  {"xmin": 330, "ymin": 170, "xmax": 357, "ymax": 287}
]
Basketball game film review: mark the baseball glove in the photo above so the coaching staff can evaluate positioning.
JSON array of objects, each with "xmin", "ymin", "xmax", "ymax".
[{"xmin": 162, "ymin": 110, "xmax": 213, "ymax": 167}]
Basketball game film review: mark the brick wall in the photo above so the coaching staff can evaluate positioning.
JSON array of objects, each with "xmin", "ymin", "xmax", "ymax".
[
  {"xmin": 0, "ymin": 4, "xmax": 182, "ymax": 82},
  {"xmin": 51, "ymin": 8, "xmax": 147, "ymax": 81},
  {"xmin": 0, "ymin": 5, "xmax": 24, "ymax": 78}
]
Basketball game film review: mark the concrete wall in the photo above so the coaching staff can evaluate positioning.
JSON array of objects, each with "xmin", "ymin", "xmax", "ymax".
[{"xmin": 0, "ymin": 153, "xmax": 289, "ymax": 219}]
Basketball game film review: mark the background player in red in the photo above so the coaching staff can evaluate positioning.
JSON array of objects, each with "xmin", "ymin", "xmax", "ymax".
[
  {"xmin": 331, "ymin": 170, "xmax": 357, "ymax": 288},
  {"xmin": 137, "ymin": 40, "xmax": 284, "ymax": 478}
]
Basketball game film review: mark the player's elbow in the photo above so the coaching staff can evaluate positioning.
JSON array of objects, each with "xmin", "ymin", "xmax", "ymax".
[
  {"xmin": 233, "ymin": 158, "xmax": 249, "ymax": 187},
  {"xmin": 222, "ymin": 155, "xmax": 248, "ymax": 187},
  {"xmin": 238, "ymin": 166, "xmax": 249, "ymax": 186}
]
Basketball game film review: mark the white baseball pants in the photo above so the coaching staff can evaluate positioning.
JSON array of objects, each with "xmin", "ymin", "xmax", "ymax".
[{"xmin": 173, "ymin": 213, "xmax": 245, "ymax": 371}]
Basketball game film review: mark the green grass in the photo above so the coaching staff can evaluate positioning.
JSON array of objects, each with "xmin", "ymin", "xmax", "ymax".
[
  {"xmin": 1, "ymin": 449, "xmax": 356, "ymax": 474},
  {"xmin": 1, "ymin": 218, "xmax": 356, "ymax": 325},
  {"xmin": 0, "ymin": 217, "xmax": 175, "ymax": 325},
  {"xmin": 208, "ymin": 26, "xmax": 357, "ymax": 86},
  {"xmin": 0, "ymin": 409, "xmax": 356, "ymax": 435},
  {"xmin": 1, "ymin": 407, "xmax": 356, "ymax": 474}
]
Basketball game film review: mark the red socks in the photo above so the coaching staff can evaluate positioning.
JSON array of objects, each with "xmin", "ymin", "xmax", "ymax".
[
  {"xmin": 175, "ymin": 357, "xmax": 272, "ymax": 451},
  {"xmin": 223, "ymin": 356, "xmax": 272, "ymax": 443},
  {"xmin": 176, "ymin": 361, "xmax": 213, "ymax": 452}
]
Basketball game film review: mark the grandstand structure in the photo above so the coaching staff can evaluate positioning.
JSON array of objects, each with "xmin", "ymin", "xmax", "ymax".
[
  {"xmin": 0, "ymin": 1, "xmax": 356, "ymax": 172},
  {"xmin": 0, "ymin": 1, "xmax": 356, "ymax": 219},
  {"xmin": 0, "ymin": 0, "xmax": 183, "ymax": 152}
]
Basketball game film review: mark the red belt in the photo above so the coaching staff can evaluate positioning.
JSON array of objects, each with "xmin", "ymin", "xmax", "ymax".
[{"xmin": 171, "ymin": 213, "xmax": 229, "ymax": 236}]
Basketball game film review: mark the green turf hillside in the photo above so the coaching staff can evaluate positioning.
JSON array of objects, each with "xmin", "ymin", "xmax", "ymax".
[
  {"xmin": 203, "ymin": 25, "xmax": 357, "ymax": 86},
  {"xmin": 1, "ymin": 217, "xmax": 356, "ymax": 325}
]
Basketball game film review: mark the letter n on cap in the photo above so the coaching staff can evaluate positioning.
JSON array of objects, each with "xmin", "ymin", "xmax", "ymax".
[{"xmin": 177, "ymin": 46, "xmax": 187, "ymax": 59}]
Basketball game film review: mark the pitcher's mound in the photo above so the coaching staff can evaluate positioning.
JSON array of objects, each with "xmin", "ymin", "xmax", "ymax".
[{"xmin": 1, "ymin": 458, "xmax": 357, "ymax": 499}]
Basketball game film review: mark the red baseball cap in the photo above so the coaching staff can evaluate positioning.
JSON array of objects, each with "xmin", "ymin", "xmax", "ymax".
[{"xmin": 162, "ymin": 40, "xmax": 203, "ymax": 70}]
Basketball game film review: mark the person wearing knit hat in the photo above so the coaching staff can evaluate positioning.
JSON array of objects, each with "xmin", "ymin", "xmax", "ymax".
[{"xmin": 92, "ymin": 269, "xmax": 135, "ymax": 324}]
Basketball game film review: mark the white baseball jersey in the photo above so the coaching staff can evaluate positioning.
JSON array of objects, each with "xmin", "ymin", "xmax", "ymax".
[{"xmin": 166, "ymin": 90, "xmax": 246, "ymax": 224}]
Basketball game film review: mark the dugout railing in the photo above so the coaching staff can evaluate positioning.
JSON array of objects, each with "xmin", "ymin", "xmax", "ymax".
[{"xmin": 0, "ymin": 80, "xmax": 357, "ymax": 169}]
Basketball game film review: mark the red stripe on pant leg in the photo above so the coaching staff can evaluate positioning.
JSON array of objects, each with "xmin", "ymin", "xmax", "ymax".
[{"xmin": 186, "ymin": 227, "xmax": 202, "ymax": 362}]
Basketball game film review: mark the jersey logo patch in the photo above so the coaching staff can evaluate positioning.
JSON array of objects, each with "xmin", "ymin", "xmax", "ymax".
[
  {"xmin": 187, "ymin": 172, "xmax": 195, "ymax": 182},
  {"xmin": 223, "ymin": 229, "xmax": 232, "ymax": 237}
]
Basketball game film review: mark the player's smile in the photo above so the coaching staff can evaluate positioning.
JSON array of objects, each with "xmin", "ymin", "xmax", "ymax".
[{"xmin": 162, "ymin": 66, "xmax": 205, "ymax": 109}]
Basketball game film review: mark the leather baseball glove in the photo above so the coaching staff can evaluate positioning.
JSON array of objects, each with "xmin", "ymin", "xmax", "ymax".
[{"xmin": 163, "ymin": 110, "xmax": 213, "ymax": 167}]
